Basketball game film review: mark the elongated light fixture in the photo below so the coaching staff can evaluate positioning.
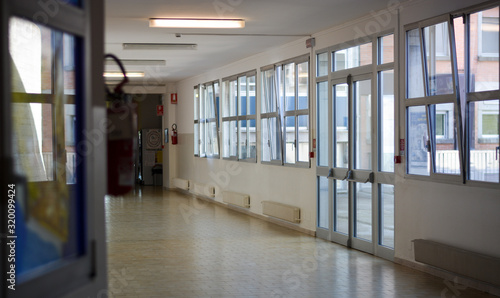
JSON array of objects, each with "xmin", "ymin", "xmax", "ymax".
[
  {"xmin": 123, "ymin": 43, "xmax": 197, "ymax": 50},
  {"xmin": 149, "ymin": 18, "xmax": 245, "ymax": 29},
  {"xmin": 103, "ymin": 71, "xmax": 145, "ymax": 78}
]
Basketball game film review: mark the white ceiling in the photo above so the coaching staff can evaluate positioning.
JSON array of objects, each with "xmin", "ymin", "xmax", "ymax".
[{"xmin": 104, "ymin": 0, "xmax": 390, "ymax": 83}]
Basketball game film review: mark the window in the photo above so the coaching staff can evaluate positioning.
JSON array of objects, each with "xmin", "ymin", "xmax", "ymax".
[
  {"xmin": 261, "ymin": 55, "xmax": 310, "ymax": 167},
  {"xmin": 221, "ymin": 71, "xmax": 256, "ymax": 162},
  {"xmin": 333, "ymin": 42, "xmax": 372, "ymax": 71},
  {"xmin": 405, "ymin": 5, "xmax": 500, "ymax": 185},
  {"xmin": 261, "ymin": 67, "xmax": 282, "ymax": 164},
  {"xmin": 194, "ymin": 80, "xmax": 220, "ymax": 158},
  {"xmin": 405, "ymin": 17, "xmax": 462, "ymax": 179},
  {"xmin": 478, "ymin": 11, "xmax": 500, "ymax": 58}
]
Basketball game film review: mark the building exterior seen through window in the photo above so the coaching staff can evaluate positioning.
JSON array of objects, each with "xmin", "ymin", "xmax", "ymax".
[{"xmin": 405, "ymin": 5, "xmax": 499, "ymax": 183}]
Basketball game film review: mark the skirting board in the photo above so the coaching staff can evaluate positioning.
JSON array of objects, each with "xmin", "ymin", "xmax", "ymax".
[
  {"xmin": 171, "ymin": 187, "xmax": 315, "ymax": 237},
  {"xmin": 394, "ymin": 257, "xmax": 500, "ymax": 296}
]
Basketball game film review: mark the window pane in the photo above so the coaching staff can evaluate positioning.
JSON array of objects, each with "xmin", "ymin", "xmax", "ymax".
[
  {"xmin": 334, "ymin": 84, "xmax": 349, "ymax": 168},
  {"xmin": 355, "ymin": 183, "xmax": 372, "ymax": 241},
  {"xmin": 229, "ymin": 120, "xmax": 237, "ymax": 157},
  {"xmin": 285, "ymin": 63, "xmax": 295, "ymax": 111},
  {"xmin": 222, "ymin": 82, "xmax": 229, "ymax": 117},
  {"xmin": 200, "ymin": 122, "xmax": 206, "ymax": 157},
  {"xmin": 261, "ymin": 118, "xmax": 271, "ymax": 162},
  {"xmin": 379, "ymin": 34, "xmax": 394, "ymax": 64},
  {"xmin": 333, "ymin": 42, "xmax": 372, "ymax": 71},
  {"xmin": 298, "ymin": 62, "xmax": 309, "ymax": 110},
  {"xmin": 209, "ymin": 121, "xmax": 218, "ymax": 157},
  {"xmin": 261, "ymin": 117, "xmax": 281, "ymax": 162},
  {"xmin": 470, "ymin": 8, "xmax": 499, "ymax": 92},
  {"xmin": 285, "ymin": 116, "xmax": 296, "ymax": 164},
  {"xmin": 469, "ymin": 100, "xmax": 499, "ymax": 182},
  {"xmin": 407, "ymin": 29, "xmax": 425, "ymax": 98},
  {"xmin": 379, "ymin": 70, "xmax": 395, "ymax": 172},
  {"xmin": 194, "ymin": 88, "xmax": 199, "ymax": 120},
  {"xmin": 247, "ymin": 119, "xmax": 256, "ymax": 160},
  {"xmin": 238, "ymin": 76, "xmax": 247, "ymax": 116},
  {"xmin": 277, "ymin": 65, "xmax": 284, "ymax": 114},
  {"xmin": 10, "ymin": 17, "xmax": 52, "ymax": 94},
  {"xmin": 423, "ymin": 22, "xmax": 454, "ymax": 96},
  {"xmin": 199, "ymin": 85, "xmax": 206, "ymax": 122},
  {"xmin": 407, "ymin": 106, "xmax": 430, "ymax": 175},
  {"xmin": 63, "ymin": 34, "xmax": 75, "ymax": 95},
  {"xmin": 207, "ymin": 84, "xmax": 215, "ymax": 118},
  {"xmin": 230, "ymin": 80, "xmax": 237, "ymax": 117},
  {"xmin": 355, "ymin": 79, "xmax": 372, "ymax": 170},
  {"xmin": 317, "ymin": 52, "xmax": 328, "ymax": 77},
  {"xmin": 318, "ymin": 177, "xmax": 329, "ymax": 229},
  {"xmin": 317, "ymin": 82, "xmax": 329, "ymax": 167},
  {"xmin": 194, "ymin": 123, "xmax": 200, "ymax": 155},
  {"xmin": 222, "ymin": 122, "xmax": 229, "ymax": 158},
  {"xmin": 380, "ymin": 184, "xmax": 394, "ymax": 248},
  {"xmin": 65, "ymin": 104, "xmax": 77, "ymax": 183},
  {"xmin": 261, "ymin": 69, "xmax": 276, "ymax": 113},
  {"xmin": 298, "ymin": 115, "xmax": 309, "ymax": 163},
  {"xmin": 334, "ymin": 180, "xmax": 348, "ymax": 234},
  {"xmin": 432, "ymin": 103, "xmax": 460, "ymax": 175},
  {"xmin": 248, "ymin": 75, "xmax": 256, "ymax": 115},
  {"xmin": 238, "ymin": 120, "xmax": 247, "ymax": 159}
]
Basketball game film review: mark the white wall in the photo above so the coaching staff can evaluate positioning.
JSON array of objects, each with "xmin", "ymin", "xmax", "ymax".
[
  {"xmin": 169, "ymin": 0, "xmax": 500, "ymax": 265},
  {"xmin": 173, "ymin": 38, "xmax": 318, "ymax": 230}
]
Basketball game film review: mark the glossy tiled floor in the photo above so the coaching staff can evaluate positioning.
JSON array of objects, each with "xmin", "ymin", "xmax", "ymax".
[{"xmin": 106, "ymin": 186, "xmax": 495, "ymax": 298}]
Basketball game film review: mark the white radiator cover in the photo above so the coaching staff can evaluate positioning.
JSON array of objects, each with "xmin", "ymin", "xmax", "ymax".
[
  {"xmin": 172, "ymin": 178, "xmax": 189, "ymax": 190},
  {"xmin": 262, "ymin": 201, "xmax": 300, "ymax": 223},
  {"xmin": 223, "ymin": 191, "xmax": 250, "ymax": 208},
  {"xmin": 191, "ymin": 182, "xmax": 215, "ymax": 198}
]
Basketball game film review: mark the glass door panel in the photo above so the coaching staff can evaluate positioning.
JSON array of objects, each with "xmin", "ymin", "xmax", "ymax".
[
  {"xmin": 334, "ymin": 180, "xmax": 349, "ymax": 234},
  {"xmin": 355, "ymin": 183, "xmax": 372, "ymax": 241},
  {"xmin": 318, "ymin": 177, "xmax": 329, "ymax": 229},
  {"xmin": 335, "ymin": 83, "xmax": 349, "ymax": 168},
  {"xmin": 354, "ymin": 79, "xmax": 372, "ymax": 170},
  {"xmin": 380, "ymin": 184, "xmax": 395, "ymax": 248}
]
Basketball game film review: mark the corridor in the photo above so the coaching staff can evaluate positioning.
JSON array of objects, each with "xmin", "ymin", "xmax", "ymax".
[{"xmin": 105, "ymin": 187, "xmax": 494, "ymax": 297}]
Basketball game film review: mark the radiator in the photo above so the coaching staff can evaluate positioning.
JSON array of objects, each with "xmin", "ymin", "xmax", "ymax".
[
  {"xmin": 191, "ymin": 182, "xmax": 215, "ymax": 198},
  {"xmin": 223, "ymin": 191, "xmax": 250, "ymax": 208},
  {"xmin": 413, "ymin": 239, "xmax": 500, "ymax": 287},
  {"xmin": 262, "ymin": 201, "xmax": 300, "ymax": 223},
  {"xmin": 172, "ymin": 178, "xmax": 189, "ymax": 190}
]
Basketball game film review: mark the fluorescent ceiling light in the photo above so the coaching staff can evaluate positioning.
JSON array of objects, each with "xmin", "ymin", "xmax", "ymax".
[
  {"xmin": 105, "ymin": 59, "xmax": 166, "ymax": 66},
  {"xmin": 123, "ymin": 43, "xmax": 197, "ymax": 50},
  {"xmin": 149, "ymin": 18, "xmax": 245, "ymax": 29},
  {"xmin": 103, "ymin": 71, "xmax": 145, "ymax": 78}
]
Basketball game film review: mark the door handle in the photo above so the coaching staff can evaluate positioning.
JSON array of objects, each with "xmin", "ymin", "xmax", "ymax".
[
  {"xmin": 342, "ymin": 170, "xmax": 353, "ymax": 181},
  {"xmin": 496, "ymin": 146, "xmax": 499, "ymax": 161},
  {"xmin": 343, "ymin": 171, "xmax": 374, "ymax": 183}
]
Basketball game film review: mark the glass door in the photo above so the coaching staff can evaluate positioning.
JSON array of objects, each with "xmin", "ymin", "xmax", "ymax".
[{"xmin": 316, "ymin": 35, "xmax": 395, "ymax": 260}]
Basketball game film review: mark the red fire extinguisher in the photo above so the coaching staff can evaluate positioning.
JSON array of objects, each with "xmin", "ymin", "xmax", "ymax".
[
  {"xmin": 105, "ymin": 54, "xmax": 137, "ymax": 196},
  {"xmin": 171, "ymin": 123, "xmax": 178, "ymax": 145}
]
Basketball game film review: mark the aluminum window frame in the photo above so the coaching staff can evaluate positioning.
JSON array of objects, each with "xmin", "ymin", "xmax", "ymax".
[
  {"xmin": 221, "ymin": 70, "xmax": 257, "ymax": 162},
  {"xmin": 260, "ymin": 54, "xmax": 311, "ymax": 168},
  {"xmin": 404, "ymin": 14, "xmax": 465, "ymax": 183},
  {"xmin": 194, "ymin": 80, "xmax": 221, "ymax": 159}
]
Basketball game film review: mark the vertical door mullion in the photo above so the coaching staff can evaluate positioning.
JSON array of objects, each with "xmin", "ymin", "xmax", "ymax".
[
  {"xmin": 347, "ymin": 74, "xmax": 354, "ymax": 247},
  {"xmin": 371, "ymin": 36, "xmax": 379, "ymax": 248}
]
